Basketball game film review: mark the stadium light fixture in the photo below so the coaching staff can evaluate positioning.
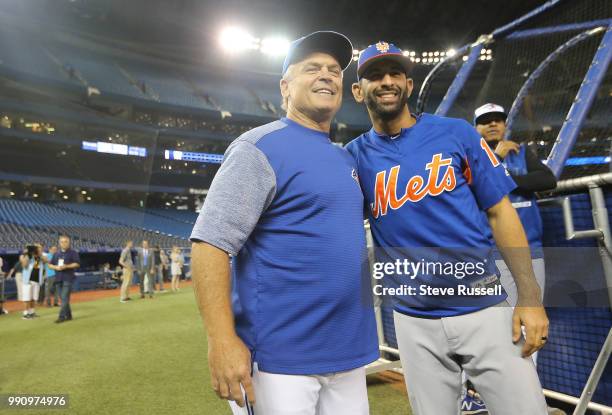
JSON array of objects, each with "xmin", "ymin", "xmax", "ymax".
[
  {"xmin": 219, "ymin": 27, "xmax": 258, "ymax": 53},
  {"xmin": 260, "ymin": 37, "xmax": 290, "ymax": 57},
  {"xmin": 446, "ymin": 48, "xmax": 456, "ymax": 57}
]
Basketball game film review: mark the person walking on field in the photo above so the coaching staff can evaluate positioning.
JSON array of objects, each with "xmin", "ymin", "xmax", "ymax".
[{"xmin": 170, "ymin": 246, "xmax": 183, "ymax": 292}]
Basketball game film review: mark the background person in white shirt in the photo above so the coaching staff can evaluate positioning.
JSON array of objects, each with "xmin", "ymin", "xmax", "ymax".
[{"xmin": 170, "ymin": 246, "xmax": 183, "ymax": 292}]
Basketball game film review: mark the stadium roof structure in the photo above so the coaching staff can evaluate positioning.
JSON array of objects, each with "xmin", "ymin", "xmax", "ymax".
[{"xmin": 0, "ymin": 0, "xmax": 546, "ymax": 73}]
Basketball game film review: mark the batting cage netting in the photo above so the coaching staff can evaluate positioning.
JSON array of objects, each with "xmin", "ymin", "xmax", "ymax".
[{"xmin": 417, "ymin": 0, "xmax": 611, "ymax": 180}]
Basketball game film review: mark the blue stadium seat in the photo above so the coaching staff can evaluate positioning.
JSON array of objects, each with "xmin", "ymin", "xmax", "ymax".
[
  {"xmin": 0, "ymin": 30, "xmax": 78, "ymax": 86},
  {"xmin": 55, "ymin": 202, "xmax": 194, "ymax": 239},
  {"xmin": 0, "ymin": 199, "xmax": 190, "ymax": 251},
  {"xmin": 121, "ymin": 60, "xmax": 216, "ymax": 110},
  {"xmin": 50, "ymin": 46, "xmax": 146, "ymax": 99}
]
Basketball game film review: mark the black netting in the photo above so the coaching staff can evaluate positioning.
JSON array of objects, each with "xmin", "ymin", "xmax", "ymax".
[
  {"xmin": 417, "ymin": 0, "xmax": 611, "ymax": 180},
  {"xmin": 559, "ymin": 67, "xmax": 612, "ymax": 179},
  {"xmin": 537, "ymin": 191, "xmax": 612, "ymax": 406},
  {"xmin": 494, "ymin": 30, "xmax": 608, "ymax": 179},
  {"xmin": 416, "ymin": 57, "xmax": 464, "ymax": 114},
  {"xmin": 521, "ymin": 0, "xmax": 612, "ymax": 30}
]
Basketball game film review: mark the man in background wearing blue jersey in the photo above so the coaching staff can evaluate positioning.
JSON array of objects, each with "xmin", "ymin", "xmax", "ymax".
[
  {"xmin": 190, "ymin": 31, "xmax": 378, "ymax": 415},
  {"xmin": 347, "ymin": 41, "xmax": 549, "ymax": 414}
]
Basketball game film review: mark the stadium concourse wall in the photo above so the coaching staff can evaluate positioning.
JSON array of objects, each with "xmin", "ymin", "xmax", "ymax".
[{"xmin": 396, "ymin": 0, "xmax": 612, "ymax": 412}]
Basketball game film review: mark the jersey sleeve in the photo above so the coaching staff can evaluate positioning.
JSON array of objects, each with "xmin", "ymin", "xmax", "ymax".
[
  {"xmin": 344, "ymin": 140, "xmax": 358, "ymax": 159},
  {"xmin": 190, "ymin": 140, "xmax": 277, "ymax": 255},
  {"xmin": 345, "ymin": 139, "xmax": 370, "ymax": 218},
  {"xmin": 460, "ymin": 122, "xmax": 516, "ymax": 210},
  {"xmin": 510, "ymin": 145, "xmax": 557, "ymax": 192}
]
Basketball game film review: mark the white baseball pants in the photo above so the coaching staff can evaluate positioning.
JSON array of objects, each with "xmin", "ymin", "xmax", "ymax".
[{"xmin": 229, "ymin": 364, "xmax": 369, "ymax": 415}]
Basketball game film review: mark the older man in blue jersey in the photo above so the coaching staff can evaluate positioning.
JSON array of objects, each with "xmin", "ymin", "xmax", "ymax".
[
  {"xmin": 347, "ymin": 42, "xmax": 549, "ymax": 415},
  {"xmin": 190, "ymin": 31, "xmax": 378, "ymax": 415}
]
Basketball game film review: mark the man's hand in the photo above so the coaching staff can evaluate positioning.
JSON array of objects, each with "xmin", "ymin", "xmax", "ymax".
[
  {"xmin": 208, "ymin": 334, "xmax": 255, "ymax": 407},
  {"xmin": 494, "ymin": 140, "xmax": 520, "ymax": 159},
  {"xmin": 512, "ymin": 306, "xmax": 549, "ymax": 357}
]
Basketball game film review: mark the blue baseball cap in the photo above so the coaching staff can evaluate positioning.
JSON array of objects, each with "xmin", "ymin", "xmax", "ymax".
[
  {"xmin": 357, "ymin": 41, "xmax": 413, "ymax": 79},
  {"xmin": 282, "ymin": 31, "xmax": 353, "ymax": 76}
]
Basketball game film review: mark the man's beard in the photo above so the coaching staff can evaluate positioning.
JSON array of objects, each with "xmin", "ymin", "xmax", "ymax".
[{"xmin": 364, "ymin": 87, "xmax": 409, "ymax": 121}]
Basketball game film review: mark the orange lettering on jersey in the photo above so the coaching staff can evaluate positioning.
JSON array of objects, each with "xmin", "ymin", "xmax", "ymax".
[
  {"xmin": 372, "ymin": 167, "xmax": 399, "ymax": 217},
  {"xmin": 480, "ymin": 138, "xmax": 500, "ymax": 167},
  {"xmin": 462, "ymin": 157, "xmax": 473, "ymax": 185},
  {"xmin": 371, "ymin": 153, "xmax": 457, "ymax": 218}
]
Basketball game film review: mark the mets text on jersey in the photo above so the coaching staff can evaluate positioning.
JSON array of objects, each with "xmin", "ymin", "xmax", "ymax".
[
  {"xmin": 371, "ymin": 153, "xmax": 457, "ymax": 218},
  {"xmin": 370, "ymin": 138, "xmax": 503, "ymax": 219}
]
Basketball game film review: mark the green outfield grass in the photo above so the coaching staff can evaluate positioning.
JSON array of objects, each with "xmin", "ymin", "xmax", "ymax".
[{"xmin": 1, "ymin": 288, "xmax": 410, "ymax": 414}]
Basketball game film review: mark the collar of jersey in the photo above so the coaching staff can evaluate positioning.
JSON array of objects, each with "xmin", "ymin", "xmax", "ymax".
[
  {"xmin": 281, "ymin": 117, "xmax": 331, "ymax": 141},
  {"xmin": 369, "ymin": 113, "xmax": 422, "ymax": 140}
]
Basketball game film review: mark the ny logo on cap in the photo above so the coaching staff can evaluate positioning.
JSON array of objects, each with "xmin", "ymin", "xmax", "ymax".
[{"xmin": 375, "ymin": 41, "xmax": 390, "ymax": 53}]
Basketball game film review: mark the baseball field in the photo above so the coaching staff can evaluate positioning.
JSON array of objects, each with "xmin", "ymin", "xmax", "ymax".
[{"xmin": 2, "ymin": 286, "xmax": 411, "ymax": 414}]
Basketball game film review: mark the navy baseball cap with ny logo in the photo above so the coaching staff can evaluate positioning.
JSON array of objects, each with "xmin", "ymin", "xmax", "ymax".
[{"xmin": 357, "ymin": 41, "xmax": 413, "ymax": 79}]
